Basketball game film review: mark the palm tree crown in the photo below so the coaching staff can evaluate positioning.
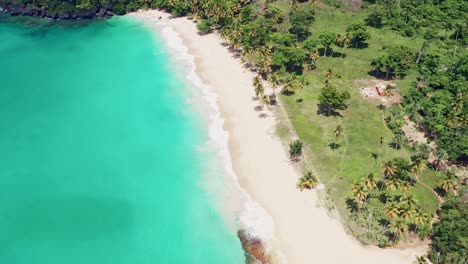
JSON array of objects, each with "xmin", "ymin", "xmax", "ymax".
[{"xmin": 364, "ymin": 173, "xmax": 377, "ymax": 190}]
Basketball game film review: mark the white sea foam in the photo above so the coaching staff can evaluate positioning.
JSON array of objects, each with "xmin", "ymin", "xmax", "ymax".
[{"xmin": 155, "ymin": 23, "xmax": 275, "ymax": 243}]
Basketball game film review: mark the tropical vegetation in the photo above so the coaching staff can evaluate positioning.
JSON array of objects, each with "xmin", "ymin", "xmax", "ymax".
[{"xmin": 3, "ymin": 0, "xmax": 467, "ymax": 261}]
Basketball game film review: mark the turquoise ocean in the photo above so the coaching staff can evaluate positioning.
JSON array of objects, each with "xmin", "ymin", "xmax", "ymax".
[{"xmin": 0, "ymin": 13, "xmax": 247, "ymax": 263}]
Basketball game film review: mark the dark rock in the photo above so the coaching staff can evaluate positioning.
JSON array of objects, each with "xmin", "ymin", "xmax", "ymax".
[{"xmin": 237, "ymin": 230, "xmax": 272, "ymax": 264}]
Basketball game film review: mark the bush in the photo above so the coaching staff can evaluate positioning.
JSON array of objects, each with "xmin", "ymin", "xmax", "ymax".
[
  {"xmin": 289, "ymin": 140, "xmax": 303, "ymax": 159},
  {"xmin": 197, "ymin": 19, "xmax": 213, "ymax": 35}
]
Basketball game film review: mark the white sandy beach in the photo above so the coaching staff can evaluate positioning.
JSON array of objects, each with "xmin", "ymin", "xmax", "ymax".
[{"xmin": 130, "ymin": 10, "xmax": 428, "ymax": 264}]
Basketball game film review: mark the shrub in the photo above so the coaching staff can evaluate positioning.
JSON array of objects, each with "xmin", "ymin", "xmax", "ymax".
[
  {"xmin": 197, "ymin": 19, "xmax": 213, "ymax": 35},
  {"xmin": 289, "ymin": 140, "xmax": 303, "ymax": 159}
]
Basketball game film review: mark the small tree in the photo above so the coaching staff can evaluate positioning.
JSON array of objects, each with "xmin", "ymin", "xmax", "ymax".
[
  {"xmin": 346, "ymin": 22, "xmax": 371, "ymax": 48},
  {"xmin": 196, "ymin": 19, "xmax": 213, "ymax": 35},
  {"xmin": 318, "ymin": 86, "xmax": 351, "ymax": 116},
  {"xmin": 319, "ymin": 31, "xmax": 336, "ymax": 57},
  {"xmin": 289, "ymin": 140, "xmax": 303, "ymax": 160},
  {"xmin": 371, "ymin": 45, "xmax": 414, "ymax": 79}
]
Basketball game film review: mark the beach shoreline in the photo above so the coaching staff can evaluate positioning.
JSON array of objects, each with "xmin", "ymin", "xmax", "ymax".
[{"xmin": 129, "ymin": 10, "xmax": 428, "ymax": 264}]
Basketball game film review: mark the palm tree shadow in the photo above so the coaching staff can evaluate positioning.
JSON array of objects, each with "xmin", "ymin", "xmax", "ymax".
[
  {"xmin": 388, "ymin": 142, "xmax": 401, "ymax": 150},
  {"xmin": 434, "ymin": 186, "xmax": 446, "ymax": 197},
  {"xmin": 254, "ymin": 105, "xmax": 263, "ymax": 111},
  {"xmin": 328, "ymin": 142, "xmax": 341, "ymax": 151},
  {"xmin": 345, "ymin": 198, "xmax": 359, "ymax": 213},
  {"xmin": 281, "ymin": 89, "xmax": 295, "ymax": 96},
  {"xmin": 371, "ymin": 153, "xmax": 380, "ymax": 163},
  {"xmin": 259, "ymin": 113, "xmax": 268, "ymax": 118}
]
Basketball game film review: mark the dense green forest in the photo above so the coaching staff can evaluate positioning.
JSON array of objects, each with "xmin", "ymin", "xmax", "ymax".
[{"xmin": 1, "ymin": 0, "xmax": 467, "ymax": 262}]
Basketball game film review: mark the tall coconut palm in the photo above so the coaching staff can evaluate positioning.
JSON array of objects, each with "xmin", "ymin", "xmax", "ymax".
[
  {"xmin": 297, "ymin": 171, "xmax": 319, "ymax": 191},
  {"xmin": 325, "ymin": 69, "xmax": 335, "ymax": 80},
  {"xmin": 402, "ymin": 193, "xmax": 417, "ymax": 208},
  {"xmin": 351, "ymin": 182, "xmax": 368, "ymax": 203},
  {"xmin": 411, "ymin": 157, "xmax": 426, "ymax": 177},
  {"xmin": 441, "ymin": 173, "xmax": 456, "ymax": 194},
  {"xmin": 384, "ymin": 179, "xmax": 399, "ymax": 192},
  {"xmin": 308, "ymin": 50, "xmax": 320, "ymax": 64},
  {"xmin": 399, "ymin": 206, "xmax": 415, "ymax": 221},
  {"xmin": 364, "ymin": 173, "xmax": 377, "ymax": 190},
  {"xmin": 268, "ymin": 72, "xmax": 282, "ymax": 95},
  {"xmin": 259, "ymin": 94, "xmax": 270, "ymax": 109},
  {"xmin": 399, "ymin": 180, "xmax": 411, "ymax": 193},
  {"xmin": 384, "ymin": 202, "xmax": 400, "ymax": 219},
  {"xmin": 414, "ymin": 210, "xmax": 429, "ymax": 227},
  {"xmin": 383, "ymin": 161, "xmax": 398, "ymax": 178},
  {"xmin": 253, "ymin": 75, "xmax": 264, "ymax": 97},
  {"xmin": 341, "ymin": 33, "xmax": 352, "ymax": 57},
  {"xmin": 390, "ymin": 219, "xmax": 407, "ymax": 240},
  {"xmin": 290, "ymin": 0, "xmax": 298, "ymax": 11},
  {"xmin": 433, "ymin": 149, "xmax": 448, "ymax": 171},
  {"xmin": 334, "ymin": 125, "xmax": 345, "ymax": 138}
]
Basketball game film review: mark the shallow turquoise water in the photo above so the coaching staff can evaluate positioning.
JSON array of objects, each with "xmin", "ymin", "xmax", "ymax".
[{"xmin": 0, "ymin": 14, "xmax": 243, "ymax": 263}]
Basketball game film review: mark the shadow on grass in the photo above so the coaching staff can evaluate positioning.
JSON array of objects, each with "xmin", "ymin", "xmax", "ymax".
[
  {"xmin": 329, "ymin": 142, "xmax": 341, "ymax": 151},
  {"xmin": 317, "ymin": 103, "xmax": 343, "ymax": 117},
  {"xmin": 346, "ymin": 198, "xmax": 359, "ymax": 213}
]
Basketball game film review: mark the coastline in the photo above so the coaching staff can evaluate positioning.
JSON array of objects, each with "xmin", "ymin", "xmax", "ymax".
[{"xmin": 129, "ymin": 10, "xmax": 428, "ymax": 264}]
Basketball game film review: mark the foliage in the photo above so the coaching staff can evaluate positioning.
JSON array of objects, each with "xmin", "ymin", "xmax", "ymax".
[
  {"xmin": 196, "ymin": 19, "xmax": 213, "ymax": 35},
  {"xmin": 429, "ymin": 194, "xmax": 468, "ymax": 264},
  {"xmin": 318, "ymin": 86, "xmax": 351, "ymax": 116},
  {"xmin": 297, "ymin": 171, "xmax": 319, "ymax": 191},
  {"xmin": 402, "ymin": 55, "xmax": 468, "ymax": 163},
  {"xmin": 318, "ymin": 31, "xmax": 336, "ymax": 57},
  {"xmin": 346, "ymin": 22, "xmax": 370, "ymax": 47},
  {"xmin": 371, "ymin": 45, "xmax": 414, "ymax": 79},
  {"xmin": 289, "ymin": 139, "xmax": 303, "ymax": 159}
]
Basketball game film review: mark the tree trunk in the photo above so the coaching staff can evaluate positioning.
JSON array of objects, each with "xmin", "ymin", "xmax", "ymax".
[
  {"xmin": 385, "ymin": 70, "xmax": 390, "ymax": 80},
  {"xmin": 416, "ymin": 41, "xmax": 426, "ymax": 64},
  {"xmin": 341, "ymin": 46, "xmax": 346, "ymax": 57},
  {"xmin": 324, "ymin": 46, "xmax": 327, "ymax": 57}
]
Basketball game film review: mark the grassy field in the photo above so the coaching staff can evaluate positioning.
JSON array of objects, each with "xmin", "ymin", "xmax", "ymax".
[{"xmin": 271, "ymin": 2, "xmax": 441, "ymax": 239}]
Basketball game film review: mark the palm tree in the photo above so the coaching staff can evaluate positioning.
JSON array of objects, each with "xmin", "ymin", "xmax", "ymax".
[
  {"xmin": 391, "ymin": 133, "xmax": 404, "ymax": 149},
  {"xmin": 259, "ymin": 94, "xmax": 270, "ymax": 109},
  {"xmin": 414, "ymin": 210, "xmax": 429, "ymax": 227},
  {"xmin": 415, "ymin": 256, "xmax": 428, "ymax": 264},
  {"xmin": 308, "ymin": 50, "xmax": 320, "ymax": 64},
  {"xmin": 384, "ymin": 202, "xmax": 400, "ymax": 219},
  {"xmin": 441, "ymin": 173, "xmax": 456, "ymax": 194},
  {"xmin": 399, "ymin": 180, "xmax": 411, "ymax": 193},
  {"xmin": 390, "ymin": 218, "xmax": 407, "ymax": 240},
  {"xmin": 383, "ymin": 161, "xmax": 398, "ymax": 178},
  {"xmin": 253, "ymin": 75, "xmax": 264, "ymax": 97},
  {"xmin": 433, "ymin": 149, "xmax": 448, "ymax": 171},
  {"xmin": 325, "ymin": 69, "xmax": 335, "ymax": 80},
  {"xmin": 401, "ymin": 193, "xmax": 417, "ymax": 209},
  {"xmin": 351, "ymin": 182, "xmax": 368, "ymax": 203},
  {"xmin": 399, "ymin": 206, "xmax": 415, "ymax": 221},
  {"xmin": 411, "ymin": 157, "xmax": 426, "ymax": 177},
  {"xmin": 384, "ymin": 179, "xmax": 399, "ymax": 192},
  {"xmin": 341, "ymin": 33, "xmax": 352, "ymax": 57},
  {"xmin": 334, "ymin": 125, "xmax": 345, "ymax": 138},
  {"xmin": 290, "ymin": 0, "xmax": 298, "ymax": 11},
  {"xmin": 268, "ymin": 72, "xmax": 282, "ymax": 95},
  {"xmin": 364, "ymin": 173, "xmax": 377, "ymax": 190},
  {"xmin": 297, "ymin": 171, "xmax": 319, "ymax": 191}
]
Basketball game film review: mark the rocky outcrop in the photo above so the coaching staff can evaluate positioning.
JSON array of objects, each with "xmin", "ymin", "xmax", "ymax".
[
  {"xmin": 0, "ymin": 0, "xmax": 113, "ymax": 19},
  {"xmin": 237, "ymin": 230, "xmax": 272, "ymax": 264}
]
